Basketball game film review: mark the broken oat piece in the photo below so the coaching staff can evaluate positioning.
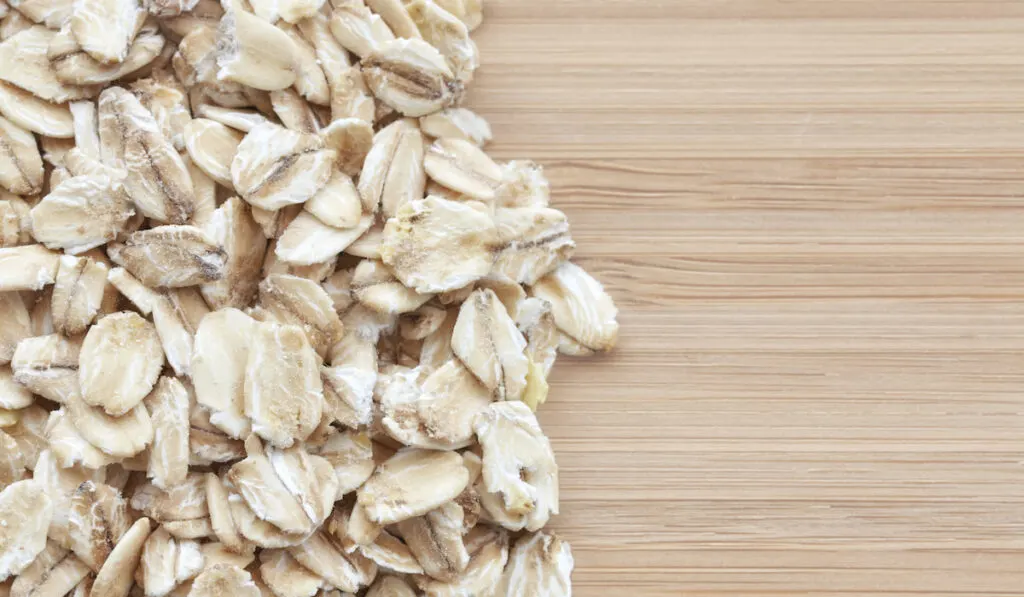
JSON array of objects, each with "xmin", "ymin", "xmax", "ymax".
[{"xmin": 474, "ymin": 402, "xmax": 558, "ymax": 532}]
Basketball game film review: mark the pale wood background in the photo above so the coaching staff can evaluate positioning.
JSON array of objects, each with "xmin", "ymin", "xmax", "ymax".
[{"xmin": 468, "ymin": 1, "xmax": 1024, "ymax": 595}]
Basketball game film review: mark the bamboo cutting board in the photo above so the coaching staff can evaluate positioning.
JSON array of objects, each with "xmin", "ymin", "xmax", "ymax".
[{"xmin": 468, "ymin": 1, "xmax": 1024, "ymax": 595}]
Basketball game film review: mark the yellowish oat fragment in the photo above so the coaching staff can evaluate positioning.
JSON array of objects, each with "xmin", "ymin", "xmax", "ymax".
[
  {"xmin": 0, "ymin": 194, "xmax": 32, "ymax": 248},
  {"xmin": 0, "ymin": 431, "xmax": 21, "ymax": 477},
  {"xmin": 146, "ymin": 0, "xmax": 198, "ymax": 17},
  {"xmin": 195, "ymin": 105, "xmax": 268, "ymax": 133},
  {"xmin": 162, "ymin": 518, "xmax": 213, "ymax": 541},
  {"xmin": 131, "ymin": 474, "xmax": 209, "ymax": 524},
  {"xmin": 91, "ymin": 518, "xmax": 151, "ymax": 597},
  {"xmin": 199, "ymin": 542, "xmax": 254, "ymax": 571},
  {"xmin": 496, "ymin": 531, "xmax": 572, "ymax": 597},
  {"xmin": 139, "ymin": 527, "xmax": 203, "ymax": 597},
  {"xmin": 79, "ymin": 311, "xmax": 163, "ymax": 416},
  {"xmin": 319, "ymin": 364, "xmax": 375, "ymax": 429},
  {"xmin": 492, "ymin": 207, "xmax": 574, "ymax": 285},
  {"xmin": 0, "ymin": 10, "xmax": 34, "ymax": 41},
  {"xmin": 357, "ymin": 448, "xmax": 468, "ymax": 526},
  {"xmin": 46, "ymin": 409, "xmax": 115, "ymax": 469},
  {"xmin": 351, "ymin": 260, "xmax": 431, "ymax": 315},
  {"xmin": 151, "ymin": 294, "xmax": 195, "ymax": 377},
  {"xmin": 130, "ymin": 77, "xmax": 192, "ymax": 152},
  {"xmin": 327, "ymin": 67, "xmax": 374, "ymax": 124},
  {"xmin": 106, "ymin": 267, "xmax": 156, "ymax": 314},
  {"xmin": 0, "ymin": 294, "xmax": 31, "ymax": 366},
  {"xmin": 228, "ymin": 493, "xmax": 307, "ymax": 549},
  {"xmin": 5, "ymin": 405, "xmax": 45, "ymax": 470},
  {"xmin": 280, "ymin": 27, "xmax": 328, "ymax": 105},
  {"xmin": 382, "ymin": 359, "xmax": 491, "ymax": 449},
  {"xmin": 0, "ymin": 368, "xmax": 30, "ymax": 410},
  {"xmin": 496, "ymin": 160, "xmax": 549, "ymax": 208},
  {"xmin": 267, "ymin": 443, "xmax": 338, "ymax": 529},
  {"xmin": 7, "ymin": 0, "xmax": 73, "ymax": 28},
  {"xmin": 270, "ymin": 88, "xmax": 320, "ymax": 134}
]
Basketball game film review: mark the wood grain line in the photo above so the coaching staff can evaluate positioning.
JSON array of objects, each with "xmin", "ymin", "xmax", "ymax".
[{"xmin": 470, "ymin": 1, "xmax": 1024, "ymax": 594}]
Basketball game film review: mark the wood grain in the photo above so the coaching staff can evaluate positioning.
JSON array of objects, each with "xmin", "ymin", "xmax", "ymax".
[{"xmin": 468, "ymin": 1, "xmax": 1024, "ymax": 595}]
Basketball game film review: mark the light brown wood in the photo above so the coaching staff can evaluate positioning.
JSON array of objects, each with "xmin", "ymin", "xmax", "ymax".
[{"xmin": 468, "ymin": 1, "xmax": 1024, "ymax": 595}]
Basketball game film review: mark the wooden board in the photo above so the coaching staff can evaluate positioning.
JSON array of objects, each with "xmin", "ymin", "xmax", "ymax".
[{"xmin": 468, "ymin": 2, "xmax": 1024, "ymax": 595}]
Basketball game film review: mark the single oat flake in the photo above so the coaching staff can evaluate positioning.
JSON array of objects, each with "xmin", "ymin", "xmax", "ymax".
[{"xmin": 0, "ymin": 2, "xmax": 618, "ymax": 594}]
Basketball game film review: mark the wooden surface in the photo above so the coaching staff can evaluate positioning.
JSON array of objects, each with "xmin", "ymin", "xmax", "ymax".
[{"xmin": 468, "ymin": 2, "xmax": 1024, "ymax": 595}]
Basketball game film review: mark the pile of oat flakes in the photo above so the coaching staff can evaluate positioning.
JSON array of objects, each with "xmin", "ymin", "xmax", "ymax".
[{"xmin": 0, "ymin": 0, "xmax": 620, "ymax": 594}]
